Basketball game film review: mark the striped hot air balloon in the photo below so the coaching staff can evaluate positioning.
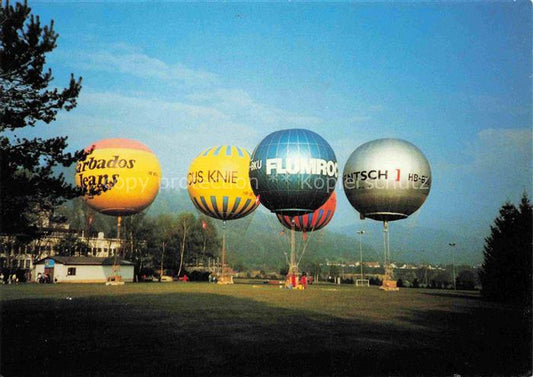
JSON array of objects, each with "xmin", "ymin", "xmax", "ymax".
[
  {"xmin": 187, "ymin": 145, "xmax": 259, "ymax": 221},
  {"xmin": 277, "ymin": 191, "xmax": 336, "ymax": 232}
]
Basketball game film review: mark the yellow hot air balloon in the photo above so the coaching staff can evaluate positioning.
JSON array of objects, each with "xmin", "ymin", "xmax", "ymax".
[
  {"xmin": 75, "ymin": 138, "xmax": 161, "ymax": 285},
  {"xmin": 187, "ymin": 145, "xmax": 258, "ymax": 284},
  {"xmin": 187, "ymin": 145, "xmax": 258, "ymax": 221},
  {"xmin": 75, "ymin": 138, "xmax": 161, "ymax": 216}
]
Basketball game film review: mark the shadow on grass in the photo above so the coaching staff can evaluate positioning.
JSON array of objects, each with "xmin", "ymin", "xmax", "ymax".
[
  {"xmin": 421, "ymin": 290, "xmax": 483, "ymax": 301},
  {"xmin": 2, "ymin": 291, "xmax": 531, "ymax": 377},
  {"xmin": 399, "ymin": 304, "xmax": 532, "ymax": 377}
]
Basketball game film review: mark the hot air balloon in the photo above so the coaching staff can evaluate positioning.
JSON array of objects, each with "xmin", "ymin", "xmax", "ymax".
[
  {"xmin": 250, "ymin": 129, "xmax": 338, "ymax": 286},
  {"xmin": 249, "ymin": 128, "xmax": 338, "ymax": 216},
  {"xmin": 277, "ymin": 191, "xmax": 336, "ymax": 233},
  {"xmin": 343, "ymin": 138, "xmax": 431, "ymax": 290},
  {"xmin": 75, "ymin": 138, "xmax": 161, "ymax": 284},
  {"xmin": 187, "ymin": 145, "xmax": 259, "ymax": 283},
  {"xmin": 277, "ymin": 192, "xmax": 336, "ymax": 284},
  {"xmin": 76, "ymin": 138, "xmax": 161, "ymax": 216}
]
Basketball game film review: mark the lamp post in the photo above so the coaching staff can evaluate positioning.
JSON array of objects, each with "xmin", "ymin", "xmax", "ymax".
[
  {"xmin": 449, "ymin": 243, "xmax": 456, "ymax": 290},
  {"xmin": 357, "ymin": 230, "xmax": 365, "ymax": 282}
]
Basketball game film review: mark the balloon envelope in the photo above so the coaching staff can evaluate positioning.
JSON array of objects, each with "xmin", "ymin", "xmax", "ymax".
[
  {"xmin": 75, "ymin": 138, "xmax": 161, "ymax": 216},
  {"xmin": 343, "ymin": 138, "xmax": 431, "ymax": 221},
  {"xmin": 277, "ymin": 191, "xmax": 336, "ymax": 232},
  {"xmin": 187, "ymin": 145, "xmax": 258, "ymax": 221},
  {"xmin": 249, "ymin": 129, "xmax": 338, "ymax": 216}
]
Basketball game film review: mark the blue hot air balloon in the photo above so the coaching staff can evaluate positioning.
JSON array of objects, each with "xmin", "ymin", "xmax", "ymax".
[{"xmin": 249, "ymin": 129, "xmax": 338, "ymax": 216}]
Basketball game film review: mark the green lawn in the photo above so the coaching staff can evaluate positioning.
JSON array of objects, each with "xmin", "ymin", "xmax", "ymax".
[{"xmin": 1, "ymin": 283, "xmax": 531, "ymax": 376}]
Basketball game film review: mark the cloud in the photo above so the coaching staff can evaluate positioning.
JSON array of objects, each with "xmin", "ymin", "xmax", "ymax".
[
  {"xmin": 466, "ymin": 128, "xmax": 531, "ymax": 172},
  {"xmin": 431, "ymin": 127, "xmax": 532, "ymax": 224},
  {"xmin": 44, "ymin": 44, "xmax": 369, "ymax": 192},
  {"xmin": 435, "ymin": 128, "xmax": 531, "ymax": 179},
  {"xmin": 51, "ymin": 87, "xmax": 328, "ymax": 181},
  {"xmin": 187, "ymin": 88, "xmax": 322, "ymax": 129},
  {"xmin": 60, "ymin": 47, "xmax": 219, "ymax": 87},
  {"xmin": 54, "ymin": 44, "xmax": 324, "ymax": 139}
]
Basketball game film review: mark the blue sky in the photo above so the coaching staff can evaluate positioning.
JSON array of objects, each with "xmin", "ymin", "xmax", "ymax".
[{"xmin": 19, "ymin": 1, "xmax": 531, "ymax": 261}]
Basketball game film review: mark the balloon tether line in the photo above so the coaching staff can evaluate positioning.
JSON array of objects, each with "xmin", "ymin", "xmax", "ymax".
[
  {"xmin": 106, "ymin": 215, "xmax": 123, "ymax": 285},
  {"xmin": 296, "ymin": 220, "xmax": 318, "ymax": 267},
  {"xmin": 289, "ymin": 217, "xmax": 298, "ymax": 284},
  {"xmin": 383, "ymin": 220, "xmax": 392, "ymax": 281},
  {"xmin": 266, "ymin": 211, "xmax": 290, "ymax": 265},
  {"xmin": 219, "ymin": 220, "xmax": 231, "ymax": 284}
]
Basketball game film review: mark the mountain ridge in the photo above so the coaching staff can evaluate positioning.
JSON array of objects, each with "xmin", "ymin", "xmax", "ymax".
[{"xmin": 146, "ymin": 189, "xmax": 484, "ymax": 267}]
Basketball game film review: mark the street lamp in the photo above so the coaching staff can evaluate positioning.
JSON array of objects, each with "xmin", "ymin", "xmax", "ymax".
[
  {"xmin": 357, "ymin": 231, "xmax": 366, "ymax": 283},
  {"xmin": 449, "ymin": 243, "xmax": 456, "ymax": 290}
]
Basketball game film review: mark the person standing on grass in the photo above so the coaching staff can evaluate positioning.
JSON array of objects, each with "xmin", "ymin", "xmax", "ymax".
[
  {"xmin": 300, "ymin": 272, "xmax": 308, "ymax": 289},
  {"xmin": 285, "ymin": 276, "xmax": 292, "ymax": 289}
]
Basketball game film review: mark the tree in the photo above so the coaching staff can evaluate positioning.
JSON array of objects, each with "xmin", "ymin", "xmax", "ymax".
[
  {"xmin": 122, "ymin": 212, "xmax": 153, "ymax": 280},
  {"xmin": 151, "ymin": 214, "xmax": 179, "ymax": 278},
  {"xmin": 190, "ymin": 216, "xmax": 219, "ymax": 264},
  {"xmin": 1, "ymin": 1, "xmax": 84, "ymax": 239},
  {"xmin": 55, "ymin": 197, "xmax": 112, "ymax": 238},
  {"xmin": 430, "ymin": 271, "xmax": 451, "ymax": 289},
  {"xmin": 456, "ymin": 269, "xmax": 477, "ymax": 291},
  {"xmin": 479, "ymin": 193, "xmax": 532, "ymax": 306},
  {"xmin": 176, "ymin": 212, "xmax": 196, "ymax": 277},
  {"xmin": 55, "ymin": 233, "xmax": 89, "ymax": 256}
]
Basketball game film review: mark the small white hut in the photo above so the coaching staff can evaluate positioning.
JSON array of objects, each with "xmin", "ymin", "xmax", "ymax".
[{"xmin": 33, "ymin": 256, "xmax": 135, "ymax": 283}]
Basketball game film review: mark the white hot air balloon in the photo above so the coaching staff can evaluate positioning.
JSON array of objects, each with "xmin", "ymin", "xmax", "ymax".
[{"xmin": 343, "ymin": 138, "xmax": 432, "ymax": 290}]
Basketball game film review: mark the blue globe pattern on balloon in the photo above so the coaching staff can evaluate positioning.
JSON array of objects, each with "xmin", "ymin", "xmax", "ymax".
[{"xmin": 250, "ymin": 129, "xmax": 338, "ymax": 216}]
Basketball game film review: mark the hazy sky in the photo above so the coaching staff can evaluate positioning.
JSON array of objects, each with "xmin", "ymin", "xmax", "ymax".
[{"xmin": 19, "ymin": 1, "xmax": 532, "ymax": 256}]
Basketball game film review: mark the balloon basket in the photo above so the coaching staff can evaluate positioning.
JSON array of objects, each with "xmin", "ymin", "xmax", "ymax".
[
  {"xmin": 380, "ymin": 280, "xmax": 399, "ymax": 291},
  {"xmin": 217, "ymin": 276, "xmax": 234, "ymax": 285},
  {"xmin": 105, "ymin": 280, "xmax": 125, "ymax": 286},
  {"xmin": 106, "ymin": 261, "xmax": 124, "ymax": 285},
  {"xmin": 217, "ymin": 264, "xmax": 234, "ymax": 284},
  {"xmin": 106, "ymin": 275, "xmax": 125, "ymax": 286}
]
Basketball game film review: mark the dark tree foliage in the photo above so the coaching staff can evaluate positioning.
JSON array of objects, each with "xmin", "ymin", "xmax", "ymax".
[
  {"xmin": 55, "ymin": 233, "xmax": 89, "ymax": 256},
  {"xmin": 1, "ymin": 1, "xmax": 85, "ymax": 239},
  {"xmin": 479, "ymin": 193, "xmax": 532, "ymax": 306},
  {"xmin": 122, "ymin": 213, "xmax": 220, "ymax": 278},
  {"xmin": 456, "ymin": 270, "xmax": 477, "ymax": 291}
]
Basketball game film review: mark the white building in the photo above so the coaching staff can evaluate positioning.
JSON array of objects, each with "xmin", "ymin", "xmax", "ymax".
[
  {"xmin": 1, "ymin": 231, "xmax": 123, "ymax": 271},
  {"xmin": 33, "ymin": 256, "xmax": 135, "ymax": 283}
]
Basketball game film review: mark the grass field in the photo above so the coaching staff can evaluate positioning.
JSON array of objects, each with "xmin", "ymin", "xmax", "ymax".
[{"xmin": 1, "ymin": 282, "xmax": 531, "ymax": 377}]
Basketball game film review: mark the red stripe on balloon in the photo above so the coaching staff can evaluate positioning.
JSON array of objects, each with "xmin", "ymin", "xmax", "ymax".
[
  {"xmin": 276, "ymin": 192, "xmax": 336, "ymax": 232},
  {"xmin": 86, "ymin": 138, "xmax": 154, "ymax": 153}
]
